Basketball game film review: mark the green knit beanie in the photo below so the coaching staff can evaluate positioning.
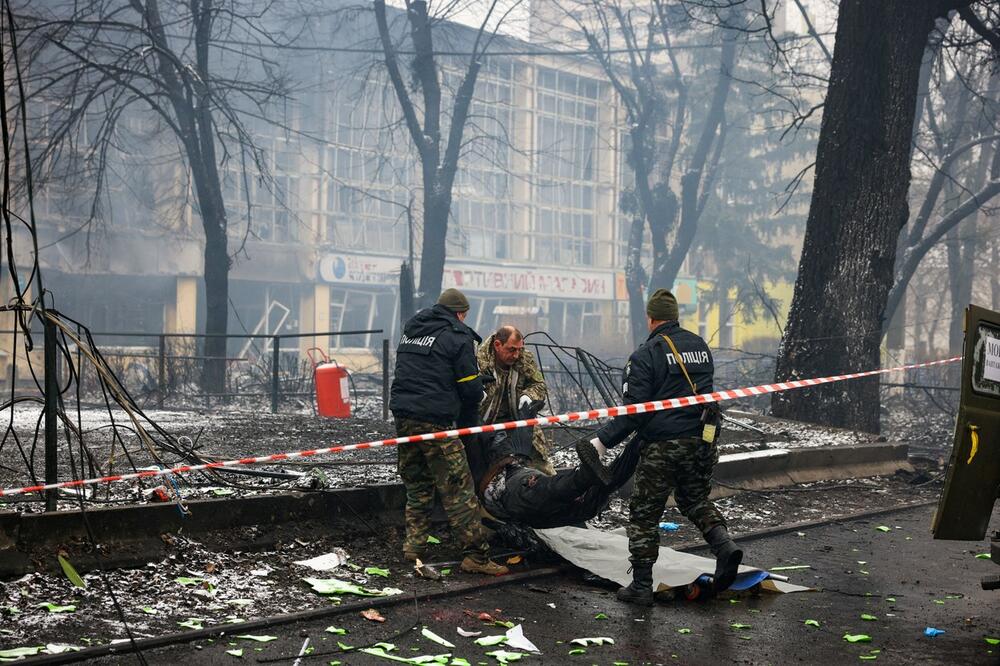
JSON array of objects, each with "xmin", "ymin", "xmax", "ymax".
[
  {"xmin": 437, "ymin": 288, "xmax": 470, "ymax": 313},
  {"xmin": 646, "ymin": 288, "xmax": 679, "ymax": 322}
]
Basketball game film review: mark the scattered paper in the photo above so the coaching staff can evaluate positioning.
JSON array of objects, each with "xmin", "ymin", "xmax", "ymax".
[
  {"xmin": 457, "ymin": 627, "xmax": 481, "ymax": 637},
  {"xmin": 0, "ymin": 647, "xmax": 43, "ymax": 659},
  {"xmin": 235, "ymin": 635, "xmax": 278, "ymax": 643},
  {"xmin": 226, "ymin": 649, "xmax": 244, "ymax": 658},
  {"xmin": 546, "ymin": 603, "xmax": 555, "ymax": 609},
  {"xmin": 770, "ymin": 565, "xmax": 811, "ymax": 572},
  {"xmin": 505, "ymin": 625, "xmax": 539, "ymax": 653},
  {"xmin": 421, "ymin": 627, "xmax": 455, "ymax": 648},
  {"xmin": 569, "ymin": 637, "xmax": 615, "ymax": 647},
  {"xmin": 43, "ymin": 644, "xmax": 80, "ymax": 655},
  {"xmin": 303, "ymin": 577, "xmax": 390, "ymax": 597},
  {"xmin": 293, "ymin": 550, "xmax": 350, "ymax": 571},
  {"xmin": 362, "ymin": 608, "xmax": 386, "ymax": 623}
]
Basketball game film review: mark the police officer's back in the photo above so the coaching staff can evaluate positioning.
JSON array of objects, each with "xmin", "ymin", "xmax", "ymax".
[{"xmin": 389, "ymin": 289, "xmax": 507, "ymax": 577}]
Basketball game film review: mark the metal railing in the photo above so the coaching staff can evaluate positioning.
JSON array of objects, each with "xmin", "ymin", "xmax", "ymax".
[{"xmin": 2, "ymin": 328, "xmax": 388, "ymax": 414}]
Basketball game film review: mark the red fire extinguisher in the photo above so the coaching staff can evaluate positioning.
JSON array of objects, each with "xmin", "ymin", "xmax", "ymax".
[{"xmin": 307, "ymin": 348, "xmax": 350, "ymax": 418}]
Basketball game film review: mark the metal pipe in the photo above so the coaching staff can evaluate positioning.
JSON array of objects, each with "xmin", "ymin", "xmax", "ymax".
[
  {"xmin": 271, "ymin": 336, "xmax": 280, "ymax": 414},
  {"xmin": 43, "ymin": 317, "xmax": 58, "ymax": 512}
]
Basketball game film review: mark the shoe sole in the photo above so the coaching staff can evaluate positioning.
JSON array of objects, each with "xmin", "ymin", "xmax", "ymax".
[
  {"xmin": 575, "ymin": 441, "xmax": 612, "ymax": 486},
  {"xmin": 713, "ymin": 548, "xmax": 744, "ymax": 593},
  {"xmin": 615, "ymin": 591, "xmax": 654, "ymax": 606}
]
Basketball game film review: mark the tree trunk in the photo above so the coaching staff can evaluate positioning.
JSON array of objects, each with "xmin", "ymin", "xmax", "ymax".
[
  {"xmin": 624, "ymin": 216, "xmax": 647, "ymax": 347},
  {"xmin": 417, "ymin": 192, "xmax": 450, "ymax": 308},
  {"xmin": 772, "ymin": 0, "xmax": 951, "ymax": 433},
  {"xmin": 202, "ymin": 215, "xmax": 230, "ymax": 393}
]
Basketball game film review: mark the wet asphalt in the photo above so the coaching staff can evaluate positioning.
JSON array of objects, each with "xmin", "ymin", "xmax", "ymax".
[{"xmin": 86, "ymin": 504, "xmax": 1000, "ymax": 665}]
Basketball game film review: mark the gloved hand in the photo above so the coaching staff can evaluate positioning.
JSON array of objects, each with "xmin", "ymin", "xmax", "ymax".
[
  {"xmin": 589, "ymin": 436, "xmax": 607, "ymax": 458},
  {"xmin": 518, "ymin": 394, "xmax": 532, "ymax": 410}
]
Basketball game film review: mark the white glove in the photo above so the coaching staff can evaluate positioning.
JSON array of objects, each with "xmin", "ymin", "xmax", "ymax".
[
  {"xmin": 590, "ymin": 437, "xmax": 607, "ymax": 458},
  {"xmin": 518, "ymin": 395, "xmax": 532, "ymax": 409}
]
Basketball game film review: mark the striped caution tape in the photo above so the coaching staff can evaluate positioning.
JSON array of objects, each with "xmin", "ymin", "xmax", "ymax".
[{"xmin": 0, "ymin": 355, "xmax": 960, "ymax": 497}]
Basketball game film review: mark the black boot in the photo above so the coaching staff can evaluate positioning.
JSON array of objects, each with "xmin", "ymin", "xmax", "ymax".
[
  {"xmin": 616, "ymin": 561, "xmax": 654, "ymax": 606},
  {"xmin": 705, "ymin": 524, "xmax": 743, "ymax": 593},
  {"xmin": 575, "ymin": 439, "xmax": 612, "ymax": 486}
]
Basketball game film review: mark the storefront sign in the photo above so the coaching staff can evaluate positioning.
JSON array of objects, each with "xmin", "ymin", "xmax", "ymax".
[{"xmin": 318, "ymin": 253, "xmax": 614, "ymax": 300}]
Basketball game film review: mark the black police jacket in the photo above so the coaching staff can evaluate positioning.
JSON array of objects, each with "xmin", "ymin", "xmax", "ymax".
[
  {"xmin": 389, "ymin": 304, "xmax": 484, "ymax": 427},
  {"xmin": 596, "ymin": 321, "xmax": 714, "ymax": 446}
]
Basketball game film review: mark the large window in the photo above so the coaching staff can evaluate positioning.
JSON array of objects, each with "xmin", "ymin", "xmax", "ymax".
[{"xmin": 532, "ymin": 68, "xmax": 601, "ymax": 267}]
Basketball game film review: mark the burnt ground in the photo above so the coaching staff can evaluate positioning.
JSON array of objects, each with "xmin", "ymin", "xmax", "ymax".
[
  {"xmin": 63, "ymin": 503, "xmax": 1000, "ymax": 665},
  {"xmin": 1, "ymin": 465, "xmax": 946, "ymax": 654}
]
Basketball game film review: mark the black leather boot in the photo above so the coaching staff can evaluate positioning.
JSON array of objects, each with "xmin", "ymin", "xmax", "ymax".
[
  {"xmin": 705, "ymin": 524, "xmax": 744, "ymax": 592},
  {"xmin": 616, "ymin": 560, "xmax": 655, "ymax": 606},
  {"xmin": 575, "ymin": 439, "xmax": 612, "ymax": 486}
]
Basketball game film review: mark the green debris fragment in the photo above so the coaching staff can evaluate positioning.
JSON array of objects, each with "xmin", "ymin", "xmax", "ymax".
[
  {"xmin": 986, "ymin": 637, "xmax": 1000, "ymax": 646},
  {"xmin": 303, "ymin": 577, "xmax": 396, "ymax": 597},
  {"xmin": 568, "ymin": 648, "xmax": 586, "ymax": 656},
  {"xmin": 38, "ymin": 602, "xmax": 76, "ymax": 613},
  {"xmin": 594, "ymin": 613, "xmax": 608, "ymax": 620},
  {"xmin": 441, "ymin": 569, "xmax": 452, "ymax": 576},
  {"xmin": 976, "ymin": 553, "xmax": 992, "ymax": 559},
  {"xmin": 226, "ymin": 649, "xmax": 244, "ymax": 658},
  {"xmin": 421, "ymin": 627, "xmax": 455, "ymax": 649},
  {"xmin": 58, "ymin": 554, "xmax": 86, "ymax": 589},
  {"xmin": 875, "ymin": 526, "xmax": 891, "ymax": 533},
  {"xmin": 473, "ymin": 635, "xmax": 507, "ymax": 647},
  {"xmin": 177, "ymin": 619, "xmax": 204, "ymax": 630},
  {"xmin": 141, "ymin": 606, "xmax": 157, "ymax": 615},
  {"xmin": 325, "ymin": 626, "xmax": 347, "ymax": 635},
  {"xmin": 366, "ymin": 567, "xmax": 391, "ymax": 578},
  {"xmin": 934, "ymin": 600, "xmax": 945, "ymax": 605},
  {"xmin": 677, "ymin": 628, "xmax": 692, "ymax": 634},
  {"xmin": 804, "ymin": 620, "xmax": 820, "ymax": 628},
  {"xmin": 770, "ymin": 565, "xmax": 811, "ymax": 572},
  {"xmin": 729, "ymin": 599, "xmax": 741, "ymax": 604},
  {"xmin": 493, "ymin": 620, "xmax": 515, "ymax": 629},
  {"xmin": 174, "ymin": 576, "xmax": 206, "ymax": 586},
  {"xmin": 843, "ymin": 634, "xmax": 872, "ymax": 643},
  {"xmin": 946, "ymin": 595, "xmax": 963, "ymax": 599},
  {"xmin": 373, "ymin": 643, "xmax": 396, "ymax": 651},
  {"xmin": 886, "ymin": 598, "xmax": 896, "ymax": 603},
  {"xmin": 484, "ymin": 650, "xmax": 524, "ymax": 664},
  {"xmin": 859, "ymin": 656, "xmax": 877, "ymax": 661},
  {"xmin": 450, "ymin": 659, "xmax": 471, "ymax": 666},
  {"xmin": 730, "ymin": 623, "xmax": 752, "ymax": 630},
  {"xmin": 235, "ymin": 635, "xmax": 278, "ymax": 643},
  {"xmin": 42, "ymin": 645, "xmax": 81, "ymax": 655},
  {"xmin": 739, "ymin": 635, "xmax": 752, "ymax": 641},
  {"xmin": 337, "ymin": 641, "xmax": 353, "ymax": 651},
  {"xmin": 213, "ymin": 488, "xmax": 236, "ymax": 496},
  {"xmin": 0, "ymin": 647, "xmax": 43, "ymax": 659},
  {"xmin": 613, "ymin": 663, "xmax": 629, "ymax": 666},
  {"xmin": 330, "ymin": 662, "xmax": 342, "ymax": 666},
  {"xmin": 861, "ymin": 614, "xmax": 878, "ymax": 621},
  {"xmin": 426, "ymin": 535, "xmax": 441, "ymax": 544}
]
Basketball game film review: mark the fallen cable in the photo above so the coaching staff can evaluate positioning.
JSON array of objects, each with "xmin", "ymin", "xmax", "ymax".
[{"xmin": 0, "ymin": 355, "xmax": 960, "ymax": 496}]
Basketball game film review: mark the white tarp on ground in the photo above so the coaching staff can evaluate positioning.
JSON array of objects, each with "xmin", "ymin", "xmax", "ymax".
[{"xmin": 536, "ymin": 526, "xmax": 810, "ymax": 594}]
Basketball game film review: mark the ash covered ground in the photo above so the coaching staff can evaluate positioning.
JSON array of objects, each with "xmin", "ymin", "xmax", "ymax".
[{"xmin": 0, "ymin": 392, "xmax": 955, "ymax": 653}]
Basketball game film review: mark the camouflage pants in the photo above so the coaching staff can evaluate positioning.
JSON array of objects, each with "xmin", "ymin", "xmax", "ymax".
[
  {"xmin": 395, "ymin": 418, "xmax": 489, "ymax": 560},
  {"xmin": 627, "ymin": 436, "xmax": 726, "ymax": 564},
  {"xmin": 526, "ymin": 428, "xmax": 556, "ymax": 476}
]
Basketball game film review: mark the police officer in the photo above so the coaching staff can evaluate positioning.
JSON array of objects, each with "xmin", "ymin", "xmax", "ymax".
[
  {"xmin": 389, "ymin": 288, "xmax": 508, "ymax": 576},
  {"xmin": 576, "ymin": 289, "xmax": 742, "ymax": 604}
]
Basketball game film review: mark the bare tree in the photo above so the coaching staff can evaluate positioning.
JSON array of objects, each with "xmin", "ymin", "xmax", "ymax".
[
  {"xmin": 373, "ymin": 0, "xmax": 520, "ymax": 309},
  {"xmin": 566, "ymin": 0, "xmax": 737, "ymax": 344},
  {"xmin": 15, "ymin": 0, "xmax": 294, "ymax": 392},
  {"xmin": 772, "ymin": 0, "xmax": 1000, "ymax": 433}
]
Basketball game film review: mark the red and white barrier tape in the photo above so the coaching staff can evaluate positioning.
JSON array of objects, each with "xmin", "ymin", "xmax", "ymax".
[{"xmin": 0, "ymin": 355, "xmax": 960, "ymax": 497}]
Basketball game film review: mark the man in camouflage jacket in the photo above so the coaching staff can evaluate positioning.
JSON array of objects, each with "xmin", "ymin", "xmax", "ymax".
[{"xmin": 477, "ymin": 326, "xmax": 555, "ymax": 475}]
